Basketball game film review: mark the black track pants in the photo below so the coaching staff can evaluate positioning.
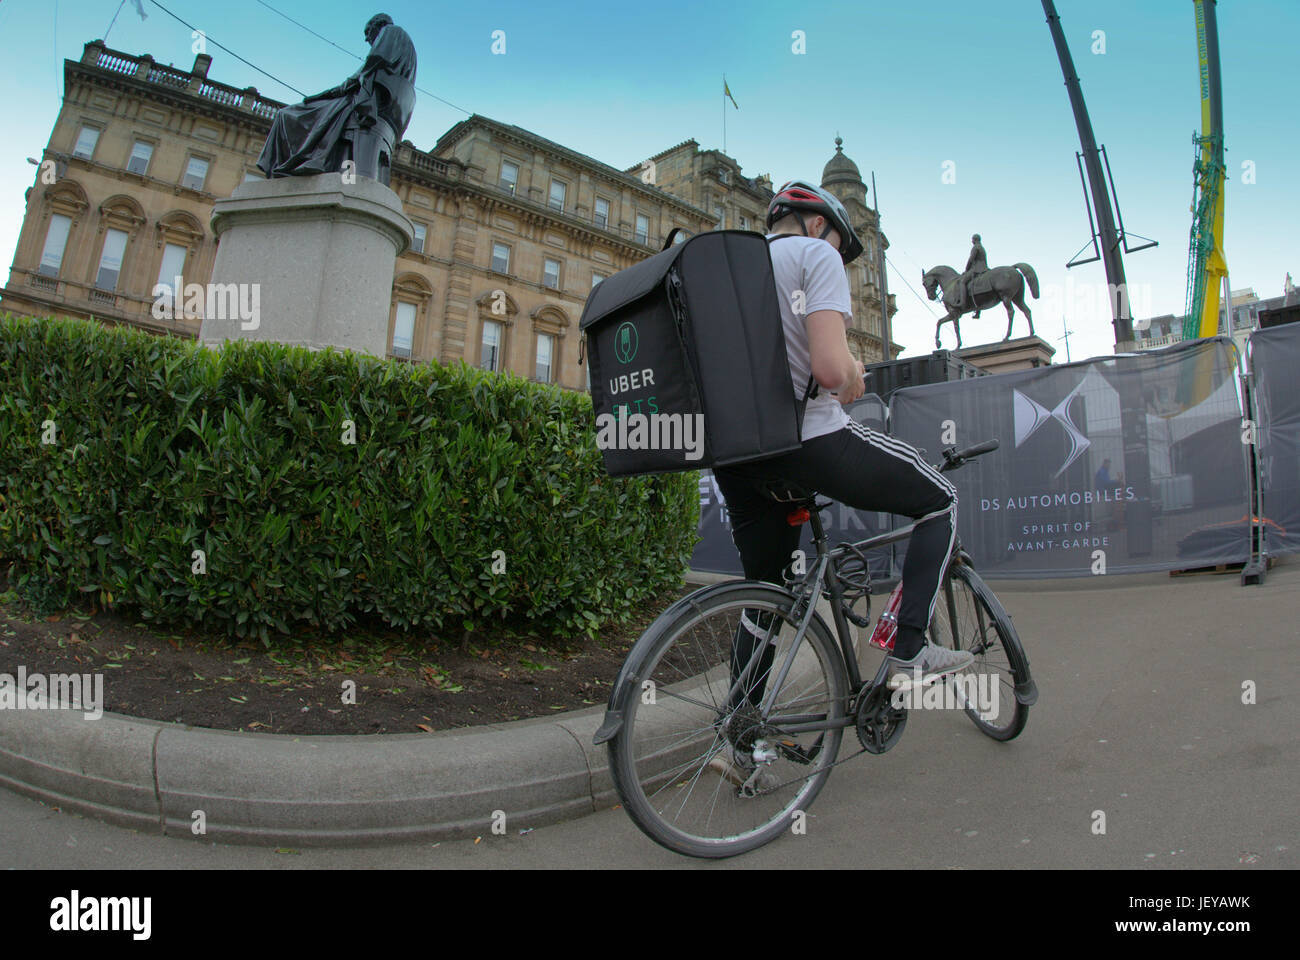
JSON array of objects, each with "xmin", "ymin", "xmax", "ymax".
[{"xmin": 714, "ymin": 422, "xmax": 957, "ymax": 656}]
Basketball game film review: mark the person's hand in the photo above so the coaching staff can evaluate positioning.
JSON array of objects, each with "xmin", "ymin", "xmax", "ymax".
[{"xmin": 838, "ymin": 360, "xmax": 866, "ymax": 405}]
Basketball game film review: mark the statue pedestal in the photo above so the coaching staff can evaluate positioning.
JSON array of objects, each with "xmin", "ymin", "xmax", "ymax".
[
  {"xmin": 956, "ymin": 335, "xmax": 1056, "ymax": 375},
  {"xmin": 201, "ymin": 173, "xmax": 412, "ymax": 356}
]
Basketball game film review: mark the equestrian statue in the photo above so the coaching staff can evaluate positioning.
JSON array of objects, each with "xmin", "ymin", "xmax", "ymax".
[{"xmin": 922, "ymin": 234, "xmax": 1038, "ymax": 349}]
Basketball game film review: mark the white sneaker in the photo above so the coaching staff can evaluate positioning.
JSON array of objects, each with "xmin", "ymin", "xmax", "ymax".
[{"xmin": 886, "ymin": 642, "xmax": 974, "ymax": 691}]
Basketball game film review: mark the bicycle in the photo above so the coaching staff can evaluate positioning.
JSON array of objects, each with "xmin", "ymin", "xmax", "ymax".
[{"xmin": 593, "ymin": 438, "xmax": 1039, "ymax": 858}]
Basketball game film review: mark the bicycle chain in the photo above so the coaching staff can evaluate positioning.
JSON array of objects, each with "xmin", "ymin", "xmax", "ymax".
[
  {"xmin": 729, "ymin": 689, "xmax": 878, "ymax": 798},
  {"xmin": 749, "ymin": 743, "xmax": 872, "ymax": 797}
]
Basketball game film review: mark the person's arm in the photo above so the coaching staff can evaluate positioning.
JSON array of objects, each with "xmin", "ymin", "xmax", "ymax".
[
  {"xmin": 801, "ymin": 240, "xmax": 863, "ymax": 404},
  {"xmin": 808, "ymin": 310, "xmax": 865, "ymax": 404}
]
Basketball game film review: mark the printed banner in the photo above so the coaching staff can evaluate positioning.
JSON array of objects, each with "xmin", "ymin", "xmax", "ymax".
[{"xmin": 889, "ymin": 338, "xmax": 1252, "ymax": 578}]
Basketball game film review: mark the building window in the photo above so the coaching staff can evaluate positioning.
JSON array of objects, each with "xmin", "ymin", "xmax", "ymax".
[
  {"xmin": 392, "ymin": 302, "xmax": 416, "ymax": 358},
  {"xmin": 739, "ymin": 215, "xmax": 749, "ymax": 230},
  {"xmin": 591, "ymin": 271, "xmax": 606, "ymax": 289},
  {"xmin": 549, "ymin": 179, "xmax": 567, "ymax": 212},
  {"xmin": 635, "ymin": 213, "xmax": 649, "ymax": 245},
  {"xmin": 535, "ymin": 332, "xmax": 554, "ymax": 383},
  {"xmin": 127, "ymin": 141, "xmax": 153, "ymax": 175},
  {"xmin": 38, "ymin": 214, "xmax": 72, "ymax": 277},
  {"xmin": 73, "ymin": 126, "xmax": 99, "ymax": 160},
  {"xmin": 96, "ymin": 228, "xmax": 129, "ymax": 291},
  {"xmin": 155, "ymin": 242, "xmax": 188, "ymax": 303},
  {"xmin": 714, "ymin": 204, "xmax": 725, "ymax": 229},
  {"xmin": 242, "ymin": 170, "xmax": 263, "ymax": 183},
  {"xmin": 594, "ymin": 197, "xmax": 609, "ymax": 229},
  {"xmin": 183, "ymin": 156, "xmax": 209, "ymax": 192},
  {"xmin": 411, "ymin": 222, "xmax": 426, "ymax": 254},
  {"xmin": 717, "ymin": 169, "xmax": 729, "ymax": 184},
  {"xmin": 543, "ymin": 258, "xmax": 561, "ymax": 290},
  {"xmin": 481, "ymin": 319, "xmax": 503, "ymax": 371},
  {"xmin": 491, "ymin": 242, "xmax": 510, "ymax": 274},
  {"xmin": 500, "ymin": 160, "xmax": 519, "ymax": 194}
]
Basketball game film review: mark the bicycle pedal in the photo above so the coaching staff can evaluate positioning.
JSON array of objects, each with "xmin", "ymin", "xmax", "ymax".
[{"xmin": 776, "ymin": 738, "xmax": 821, "ymax": 765}]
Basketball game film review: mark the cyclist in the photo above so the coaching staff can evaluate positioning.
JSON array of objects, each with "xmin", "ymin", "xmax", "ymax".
[{"xmin": 714, "ymin": 180, "xmax": 973, "ymax": 705}]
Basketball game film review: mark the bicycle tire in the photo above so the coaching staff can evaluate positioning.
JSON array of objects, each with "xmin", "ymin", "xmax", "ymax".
[
  {"xmin": 927, "ymin": 561, "xmax": 1030, "ymax": 741},
  {"xmin": 607, "ymin": 581, "xmax": 848, "ymax": 858}
]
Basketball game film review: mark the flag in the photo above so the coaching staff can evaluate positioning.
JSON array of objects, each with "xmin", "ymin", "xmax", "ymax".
[
  {"xmin": 723, "ymin": 79, "xmax": 738, "ymax": 110},
  {"xmin": 132, "ymin": 0, "xmax": 149, "ymax": 20}
]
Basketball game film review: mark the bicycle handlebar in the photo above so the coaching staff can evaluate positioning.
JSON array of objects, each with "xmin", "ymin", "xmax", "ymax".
[{"xmin": 938, "ymin": 438, "xmax": 1000, "ymax": 472}]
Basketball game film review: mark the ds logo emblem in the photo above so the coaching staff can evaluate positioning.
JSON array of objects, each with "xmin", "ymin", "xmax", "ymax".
[{"xmin": 615, "ymin": 322, "xmax": 638, "ymax": 364}]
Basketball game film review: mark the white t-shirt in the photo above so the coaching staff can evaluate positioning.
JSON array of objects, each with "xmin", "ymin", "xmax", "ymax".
[{"xmin": 766, "ymin": 232, "xmax": 854, "ymax": 441}]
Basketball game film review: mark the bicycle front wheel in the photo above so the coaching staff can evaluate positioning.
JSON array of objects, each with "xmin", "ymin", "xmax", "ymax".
[
  {"xmin": 928, "ymin": 561, "xmax": 1030, "ymax": 741},
  {"xmin": 607, "ymin": 582, "xmax": 848, "ymax": 859}
]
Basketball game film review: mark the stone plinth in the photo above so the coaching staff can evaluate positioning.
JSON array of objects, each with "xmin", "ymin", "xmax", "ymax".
[
  {"xmin": 956, "ymin": 335, "xmax": 1056, "ymax": 375},
  {"xmin": 201, "ymin": 173, "xmax": 412, "ymax": 356}
]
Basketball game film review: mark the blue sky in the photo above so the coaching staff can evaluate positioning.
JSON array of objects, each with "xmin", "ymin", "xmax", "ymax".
[{"xmin": 1, "ymin": 0, "xmax": 1295, "ymax": 362}]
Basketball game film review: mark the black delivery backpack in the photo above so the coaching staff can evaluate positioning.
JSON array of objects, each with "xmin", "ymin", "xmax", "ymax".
[{"xmin": 579, "ymin": 230, "xmax": 808, "ymax": 477}]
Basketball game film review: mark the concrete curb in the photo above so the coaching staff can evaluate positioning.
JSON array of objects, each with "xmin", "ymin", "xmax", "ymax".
[
  {"xmin": 0, "ymin": 703, "xmax": 615, "ymax": 846},
  {"xmin": 0, "ymin": 571, "xmax": 732, "ymax": 845}
]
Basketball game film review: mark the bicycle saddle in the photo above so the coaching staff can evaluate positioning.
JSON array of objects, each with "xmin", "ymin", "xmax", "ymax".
[{"xmin": 757, "ymin": 479, "xmax": 819, "ymax": 505}]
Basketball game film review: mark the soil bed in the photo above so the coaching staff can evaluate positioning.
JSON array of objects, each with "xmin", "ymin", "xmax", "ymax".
[{"xmin": 0, "ymin": 575, "xmax": 698, "ymax": 736}]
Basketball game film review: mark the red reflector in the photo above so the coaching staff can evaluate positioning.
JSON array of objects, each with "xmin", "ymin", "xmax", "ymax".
[{"xmin": 787, "ymin": 507, "xmax": 810, "ymax": 526}]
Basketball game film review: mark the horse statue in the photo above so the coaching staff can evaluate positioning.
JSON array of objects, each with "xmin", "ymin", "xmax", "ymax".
[{"xmin": 922, "ymin": 263, "xmax": 1039, "ymax": 349}]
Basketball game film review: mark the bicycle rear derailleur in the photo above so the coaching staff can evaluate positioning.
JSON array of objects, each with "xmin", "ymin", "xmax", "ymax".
[{"xmin": 855, "ymin": 684, "xmax": 907, "ymax": 754}]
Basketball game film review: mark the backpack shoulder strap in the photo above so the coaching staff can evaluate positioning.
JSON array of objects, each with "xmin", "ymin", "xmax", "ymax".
[{"xmin": 768, "ymin": 234, "xmax": 819, "ymax": 403}]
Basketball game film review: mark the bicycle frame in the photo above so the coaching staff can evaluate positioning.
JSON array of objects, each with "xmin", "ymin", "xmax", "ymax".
[
  {"xmin": 720, "ymin": 507, "xmax": 923, "ymax": 739},
  {"xmin": 728, "ymin": 445, "xmax": 995, "ymax": 737}
]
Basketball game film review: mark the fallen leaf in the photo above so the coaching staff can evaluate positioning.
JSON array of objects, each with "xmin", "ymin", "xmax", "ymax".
[{"xmin": 415, "ymin": 723, "xmax": 433, "ymax": 732}]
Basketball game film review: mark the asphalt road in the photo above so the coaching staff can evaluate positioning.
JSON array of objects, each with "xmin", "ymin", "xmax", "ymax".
[{"xmin": 2, "ymin": 562, "xmax": 1295, "ymax": 869}]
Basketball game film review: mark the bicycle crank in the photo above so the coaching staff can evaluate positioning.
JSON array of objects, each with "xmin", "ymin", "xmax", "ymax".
[{"xmin": 855, "ymin": 684, "xmax": 907, "ymax": 754}]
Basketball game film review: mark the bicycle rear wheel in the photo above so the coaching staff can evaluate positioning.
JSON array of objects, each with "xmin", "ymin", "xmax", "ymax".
[
  {"xmin": 928, "ymin": 561, "xmax": 1030, "ymax": 740},
  {"xmin": 607, "ymin": 582, "xmax": 848, "ymax": 858}
]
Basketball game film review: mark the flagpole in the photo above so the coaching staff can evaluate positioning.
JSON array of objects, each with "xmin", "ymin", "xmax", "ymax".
[{"xmin": 722, "ymin": 75, "xmax": 726, "ymax": 155}]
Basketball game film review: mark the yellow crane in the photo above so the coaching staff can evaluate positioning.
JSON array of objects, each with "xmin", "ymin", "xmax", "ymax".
[{"xmin": 1183, "ymin": 0, "xmax": 1228, "ymax": 339}]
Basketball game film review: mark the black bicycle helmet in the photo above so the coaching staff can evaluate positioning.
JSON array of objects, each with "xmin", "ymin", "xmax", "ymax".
[{"xmin": 766, "ymin": 179, "xmax": 865, "ymax": 265}]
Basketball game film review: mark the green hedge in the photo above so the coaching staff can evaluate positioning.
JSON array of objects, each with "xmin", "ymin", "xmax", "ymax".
[{"xmin": 0, "ymin": 313, "xmax": 699, "ymax": 644}]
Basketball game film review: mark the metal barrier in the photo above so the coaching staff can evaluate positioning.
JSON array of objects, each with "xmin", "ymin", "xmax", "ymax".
[{"xmin": 690, "ymin": 339, "xmax": 1281, "ymax": 583}]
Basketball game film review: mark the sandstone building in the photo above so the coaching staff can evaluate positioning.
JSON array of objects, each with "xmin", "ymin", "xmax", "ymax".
[
  {"xmin": 634, "ymin": 137, "xmax": 898, "ymax": 362},
  {"xmin": 2, "ymin": 40, "xmax": 899, "ymax": 393}
]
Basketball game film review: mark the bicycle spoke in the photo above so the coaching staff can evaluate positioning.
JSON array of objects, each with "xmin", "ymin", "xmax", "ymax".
[{"xmin": 613, "ymin": 586, "xmax": 847, "ymax": 855}]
